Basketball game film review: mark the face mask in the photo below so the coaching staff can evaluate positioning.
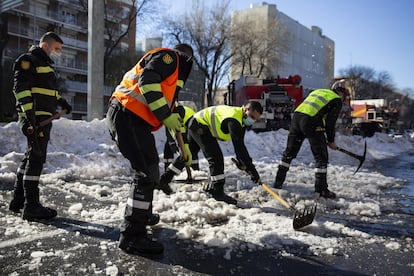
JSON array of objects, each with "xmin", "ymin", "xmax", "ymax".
[
  {"xmin": 243, "ymin": 116, "xmax": 255, "ymax": 126},
  {"xmin": 49, "ymin": 50, "xmax": 61, "ymax": 63}
]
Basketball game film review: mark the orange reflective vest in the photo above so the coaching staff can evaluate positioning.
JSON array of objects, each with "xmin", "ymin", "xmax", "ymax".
[{"xmin": 112, "ymin": 48, "xmax": 179, "ymax": 131}]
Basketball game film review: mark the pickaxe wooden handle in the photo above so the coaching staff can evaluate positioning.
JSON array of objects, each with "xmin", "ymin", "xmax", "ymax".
[{"xmin": 38, "ymin": 109, "xmax": 68, "ymax": 127}]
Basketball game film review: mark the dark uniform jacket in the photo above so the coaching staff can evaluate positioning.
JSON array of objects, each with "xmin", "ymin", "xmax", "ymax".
[
  {"xmin": 112, "ymin": 48, "xmax": 191, "ymax": 131},
  {"xmin": 13, "ymin": 46, "xmax": 68, "ymax": 125}
]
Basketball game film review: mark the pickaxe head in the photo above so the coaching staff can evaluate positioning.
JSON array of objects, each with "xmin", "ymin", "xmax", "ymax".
[{"xmin": 353, "ymin": 140, "xmax": 367, "ymax": 174}]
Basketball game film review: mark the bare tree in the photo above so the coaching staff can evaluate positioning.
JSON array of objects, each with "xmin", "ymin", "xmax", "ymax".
[
  {"xmin": 339, "ymin": 65, "xmax": 377, "ymax": 99},
  {"xmin": 104, "ymin": 51, "xmax": 142, "ymax": 86},
  {"xmin": 230, "ymin": 12, "xmax": 291, "ymax": 80},
  {"xmin": 162, "ymin": 0, "xmax": 232, "ymax": 106},
  {"xmin": 79, "ymin": 0, "xmax": 156, "ymax": 68}
]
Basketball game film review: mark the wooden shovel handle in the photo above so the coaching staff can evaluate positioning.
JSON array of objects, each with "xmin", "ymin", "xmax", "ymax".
[{"xmin": 261, "ymin": 182, "xmax": 295, "ymax": 211}]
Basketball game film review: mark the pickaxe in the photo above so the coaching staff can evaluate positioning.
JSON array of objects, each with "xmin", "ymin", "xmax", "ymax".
[
  {"xmin": 38, "ymin": 109, "xmax": 68, "ymax": 127},
  {"xmin": 336, "ymin": 140, "xmax": 367, "ymax": 174}
]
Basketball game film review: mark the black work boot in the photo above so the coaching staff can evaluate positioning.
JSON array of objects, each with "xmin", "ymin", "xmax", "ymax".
[
  {"xmin": 146, "ymin": 213, "xmax": 160, "ymax": 226},
  {"xmin": 315, "ymin": 171, "xmax": 336, "ymax": 199},
  {"xmin": 273, "ymin": 165, "xmax": 288, "ymax": 189},
  {"xmin": 9, "ymin": 198, "xmax": 25, "ymax": 213},
  {"xmin": 318, "ymin": 189, "xmax": 336, "ymax": 199},
  {"xmin": 23, "ymin": 185, "xmax": 57, "ymax": 221},
  {"xmin": 23, "ymin": 204, "xmax": 57, "ymax": 221},
  {"xmin": 156, "ymin": 170, "xmax": 174, "ymax": 195},
  {"xmin": 9, "ymin": 172, "xmax": 25, "ymax": 213},
  {"xmin": 118, "ymin": 233, "xmax": 164, "ymax": 255},
  {"xmin": 205, "ymin": 183, "xmax": 237, "ymax": 205}
]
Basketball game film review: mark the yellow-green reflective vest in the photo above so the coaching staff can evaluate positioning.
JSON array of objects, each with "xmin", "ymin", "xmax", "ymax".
[
  {"xmin": 295, "ymin": 89, "xmax": 340, "ymax": 116},
  {"xmin": 183, "ymin": 105, "xmax": 196, "ymax": 126},
  {"xmin": 194, "ymin": 105, "xmax": 243, "ymax": 141}
]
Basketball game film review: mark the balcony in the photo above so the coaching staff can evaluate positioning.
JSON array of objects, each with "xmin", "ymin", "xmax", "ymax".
[
  {"xmin": 65, "ymin": 80, "xmax": 114, "ymax": 97},
  {"xmin": 13, "ymin": 5, "xmax": 86, "ymax": 32}
]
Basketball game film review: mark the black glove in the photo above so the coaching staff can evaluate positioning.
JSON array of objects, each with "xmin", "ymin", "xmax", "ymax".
[
  {"xmin": 21, "ymin": 117, "xmax": 35, "ymax": 136},
  {"xmin": 247, "ymin": 168, "xmax": 260, "ymax": 184},
  {"xmin": 231, "ymin": 157, "xmax": 247, "ymax": 171},
  {"xmin": 20, "ymin": 111, "xmax": 36, "ymax": 136},
  {"xmin": 59, "ymin": 99, "xmax": 72, "ymax": 114}
]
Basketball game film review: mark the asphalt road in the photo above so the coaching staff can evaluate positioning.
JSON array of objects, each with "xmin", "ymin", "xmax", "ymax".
[{"xmin": 1, "ymin": 189, "xmax": 413, "ymax": 276}]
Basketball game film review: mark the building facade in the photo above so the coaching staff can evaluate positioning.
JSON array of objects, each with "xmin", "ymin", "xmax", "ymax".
[
  {"xmin": 0, "ymin": 0, "xmax": 136, "ymax": 120},
  {"xmin": 230, "ymin": 3, "xmax": 334, "ymax": 92}
]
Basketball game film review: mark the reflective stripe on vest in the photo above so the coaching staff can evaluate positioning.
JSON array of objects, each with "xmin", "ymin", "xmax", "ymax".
[
  {"xmin": 295, "ymin": 89, "xmax": 340, "ymax": 116},
  {"xmin": 194, "ymin": 105, "xmax": 243, "ymax": 141},
  {"xmin": 112, "ymin": 48, "xmax": 179, "ymax": 130}
]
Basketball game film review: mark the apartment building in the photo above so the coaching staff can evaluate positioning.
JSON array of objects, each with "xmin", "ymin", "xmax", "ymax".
[
  {"xmin": 230, "ymin": 3, "xmax": 335, "ymax": 92},
  {"xmin": 1, "ymin": 0, "xmax": 136, "ymax": 120}
]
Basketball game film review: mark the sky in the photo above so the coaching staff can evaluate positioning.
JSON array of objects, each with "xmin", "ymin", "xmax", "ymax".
[
  {"xmin": 0, "ymin": 118, "xmax": 413, "ymax": 273},
  {"xmin": 156, "ymin": 0, "xmax": 414, "ymax": 94}
]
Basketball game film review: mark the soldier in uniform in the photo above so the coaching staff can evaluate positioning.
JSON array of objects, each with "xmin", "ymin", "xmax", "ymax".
[
  {"xmin": 106, "ymin": 43, "xmax": 194, "ymax": 255},
  {"xmin": 9, "ymin": 32, "xmax": 72, "ymax": 220}
]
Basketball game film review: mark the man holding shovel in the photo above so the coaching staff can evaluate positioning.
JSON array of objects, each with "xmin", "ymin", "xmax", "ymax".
[
  {"xmin": 9, "ymin": 32, "xmax": 72, "ymax": 220},
  {"xmin": 273, "ymin": 80, "xmax": 347, "ymax": 199},
  {"xmin": 187, "ymin": 101, "xmax": 263, "ymax": 205}
]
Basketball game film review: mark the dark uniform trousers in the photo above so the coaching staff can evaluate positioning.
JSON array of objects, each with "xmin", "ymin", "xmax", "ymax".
[
  {"xmin": 277, "ymin": 112, "xmax": 329, "ymax": 191},
  {"xmin": 106, "ymin": 99, "xmax": 159, "ymax": 237},
  {"xmin": 13, "ymin": 117, "xmax": 52, "ymax": 208},
  {"xmin": 187, "ymin": 119, "xmax": 225, "ymax": 190},
  {"xmin": 163, "ymin": 137, "xmax": 200, "ymax": 174}
]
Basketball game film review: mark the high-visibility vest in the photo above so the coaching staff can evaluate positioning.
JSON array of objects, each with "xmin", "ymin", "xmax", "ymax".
[
  {"xmin": 183, "ymin": 106, "xmax": 196, "ymax": 126},
  {"xmin": 194, "ymin": 105, "xmax": 243, "ymax": 141},
  {"xmin": 295, "ymin": 89, "xmax": 340, "ymax": 116},
  {"xmin": 112, "ymin": 48, "xmax": 179, "ymax": 131}
]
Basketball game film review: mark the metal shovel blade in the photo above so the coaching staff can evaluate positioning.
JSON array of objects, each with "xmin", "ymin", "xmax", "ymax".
[
  {"xmin": 261, "ymin": 183, "xmax": 317, "ymax": 229},
  {"xmin": 292, "ymin": 204, "xmax": 317, "ymax": 230}
]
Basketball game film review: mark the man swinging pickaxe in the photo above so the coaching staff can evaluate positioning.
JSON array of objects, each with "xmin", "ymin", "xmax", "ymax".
[{"xmin": 336, "ymin": 141, "xmax": 367, "ymax": 174}]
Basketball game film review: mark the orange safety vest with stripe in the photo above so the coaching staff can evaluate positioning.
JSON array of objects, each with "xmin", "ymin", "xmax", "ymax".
[{"xmin": 111, "ymin": 48, "xmax": 179, "ymax": 131}]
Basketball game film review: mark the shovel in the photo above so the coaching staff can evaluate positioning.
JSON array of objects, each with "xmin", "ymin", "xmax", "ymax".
[
  {"xmin": 337, "ymin": 141, "xmax": 367, "ymax": 174},
  {"xmin": 176, "ymin": 131, "xmax": 194, "ymax": 182},
  {"xmin": 230, "ymin": 158, "xmax": 316, "ymax": 229},
  {"xmin": 260, "ymin": 182, "xmax": 317, "ymax": 230}
]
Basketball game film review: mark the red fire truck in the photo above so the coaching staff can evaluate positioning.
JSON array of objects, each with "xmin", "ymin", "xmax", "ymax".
[{"xmin": 227, "ymin": 75, "xmax": 303, "ymax": 131}]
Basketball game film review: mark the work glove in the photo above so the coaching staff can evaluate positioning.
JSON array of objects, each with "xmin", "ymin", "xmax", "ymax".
[
  {"xmin": 183, "ymin": 143, "xmax": 192, "ymax": 166},
  {"xmin": 163, "ymin": 113, "xmax": 183, "ymax": 132},
  {"xmin": 247, "ymin": 167, "xmax": 261, "ymax": 184},
  {"xmin": 231, "ymin": 157, "xmax": 247, "ymax": 171},
  {"xmin": 21, "ymin": 111, "xmax": 36, "ymax": 136},
  {"xmin": 59, "ymin": 98, "xmax": 72, "ymax": 114},
  {"xmin": 21, "ymin": 117, "xmax": 35, "ymax": 136}
]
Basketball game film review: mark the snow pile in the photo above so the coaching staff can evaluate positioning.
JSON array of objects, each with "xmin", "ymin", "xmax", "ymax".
[{"xmin": 1, "ymin": 118, "xmax": 413, "ymax": 263}]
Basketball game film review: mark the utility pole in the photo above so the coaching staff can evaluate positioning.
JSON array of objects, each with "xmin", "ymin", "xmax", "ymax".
[{"xmin": 87, "ymin": 0, "xmax": 104, "ymax": 120}]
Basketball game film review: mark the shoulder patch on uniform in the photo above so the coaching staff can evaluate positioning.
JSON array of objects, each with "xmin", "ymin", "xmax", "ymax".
[
  {"xmin": 21, "ymin": 60, "xmax": 30, "ymax": 70},
  {"xmin": 162, "ymin": 53, "xmax": 174, "ymax": 64}
]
